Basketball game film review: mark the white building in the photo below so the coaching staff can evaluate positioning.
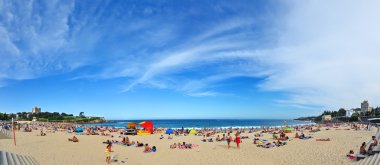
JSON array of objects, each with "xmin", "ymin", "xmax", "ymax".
[
  {"xmin": 322, "ymin": 115, "xmax": 332, "ymax": 121},
  {"xmin": 346, "ymin": 109, "xmax": 354, "ymax": 117},
  {"xmin": 361, "ymin": 100, "xmax": 371, "ymax": 112},
  {"xmin": 32, "ymin": 106, "xmax": 41, "ymax": 114}
]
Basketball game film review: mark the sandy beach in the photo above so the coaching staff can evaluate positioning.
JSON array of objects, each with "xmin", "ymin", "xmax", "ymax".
[{"xmin": 0, "ymin": 124, "xmax": 376, "ymax": 165}]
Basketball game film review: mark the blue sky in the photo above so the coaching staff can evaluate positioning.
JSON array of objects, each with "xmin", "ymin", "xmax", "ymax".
[{"xmin": 1, "ymin": 0, "xmax": 379, "ymax": 119}]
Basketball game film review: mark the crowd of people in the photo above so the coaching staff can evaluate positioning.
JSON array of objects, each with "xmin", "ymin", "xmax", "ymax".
[
  {"xmin": 6, "ymin": 121, "xmax": 379, "ymax": 164},
  {"xmin": 345, "ymin": 124, "xmax": 378, "ymax": 161}
]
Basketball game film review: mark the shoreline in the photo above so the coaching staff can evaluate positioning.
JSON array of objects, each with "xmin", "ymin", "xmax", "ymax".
[{"xmin": 80, "ymin": 119, "xmax": 315, "ymax": 130}]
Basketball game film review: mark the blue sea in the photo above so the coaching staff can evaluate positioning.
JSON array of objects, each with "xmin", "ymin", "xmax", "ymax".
[{"xmin": 83, "ymin": 119, "xmax": 314, "ymax": 129}]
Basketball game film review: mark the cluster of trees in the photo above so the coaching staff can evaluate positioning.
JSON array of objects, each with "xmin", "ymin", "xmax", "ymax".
[
  {"xmin": 314, "ymin": 108, "xmax": 358, "ymax": 122},
  {"xmin": 1, "ymin": 111, "xmax": 103, "ymax": 123},
  {"xmin": 0, "ymin": 112, "xmax": 77, "ymax": 121},
  {"xmin": 363, "ymin": 107, "xmax": 380, "ymax": 116},
  {"xmin": 17, "ymin": 112, "xmax": 74, "ymax": 121},
  {"xmin": 0, "ymin": 113, "xmax": 11, "ymax": 120}
]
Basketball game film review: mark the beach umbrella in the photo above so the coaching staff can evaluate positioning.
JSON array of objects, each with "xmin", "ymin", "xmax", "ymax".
[
  {"xmin": 127, "ymin": 122, "xmax": 138, "ymax": 129},
  {"xmin": 165, "ymin": 129, "xmax": 174, "ymax": 134},
  {"xmin": 189, "ymin": 129, "xmax": 197, "ymax": 134}
]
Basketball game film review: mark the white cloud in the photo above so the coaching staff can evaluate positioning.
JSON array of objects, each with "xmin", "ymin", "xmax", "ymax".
[
  {"xmin": 0, "ymin": 0, "xmax": 76, "ymax": 81},
  {"xmin": 124, "ymin": 0, "xmax": 380, "ymax": 110},
  {"xmin": 2, "ymin": 0, "xmax": 378, "ymax": 111},
  {"xmin": 258, "ymin": 0, "xmax": 380, "ymax": 109},
  {"xmin": 123, "ymin": 18, "xmax": 261, "ymax": 93},
  {"xmin": 186, "ymin": 91, "xmax": 220, "ymax": 97}
]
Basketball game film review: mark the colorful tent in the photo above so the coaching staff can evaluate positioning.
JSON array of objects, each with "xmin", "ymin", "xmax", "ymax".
[
  {"xmin": 165, "ymin": 129, "xmax": 174, "ymax": 134},
  {"xmin": 127, "ymin": 122, "xmax": 138, "ymax": 129},
  {"xmin": 139, "ymin": 121, "xmax": 154, "ymax": 134},
  {"xmin": 189, "ymin": 129, "xmax": 197, "ymax": 134},
  {"xmin": 283, "ymin": 127, "xmax": 294, "ymax": 131},
  {"xmin": 75, "ymin": 128, "xmax": 83, "ymax": 132},
  {"xmin": 283, "ymin": 127, "xmax": 293, "ymax": 133}
]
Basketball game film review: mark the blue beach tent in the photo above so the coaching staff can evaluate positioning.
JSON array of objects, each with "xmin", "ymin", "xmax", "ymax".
[
  {"xmin": 75, "ymin": 128, "xmax": 83, "ymax": 132},
  {"xmin": 165, "ymin": 129, "xmax": 174, "ymax": 134}
]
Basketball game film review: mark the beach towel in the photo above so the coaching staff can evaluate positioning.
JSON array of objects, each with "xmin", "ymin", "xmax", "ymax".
[
  {"xmin": 110, "ymin": 154, "xmax": 119, "ymax": 163},
  {"xmin": 316, "ymin": 139, "xmax": 330, "ymax": 141}
]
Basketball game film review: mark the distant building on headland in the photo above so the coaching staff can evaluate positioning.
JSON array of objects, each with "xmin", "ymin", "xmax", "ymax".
[
  {"xmin": 322, "ymin": 115, "xmax": 332, "ymax": 121},
  {"xmin": 361, "ymin": 100, "xmax": 372, "ymax": 113},
  {"xmin": 32, "ymin": 106, "xmax": 41, "ymax": 114}
]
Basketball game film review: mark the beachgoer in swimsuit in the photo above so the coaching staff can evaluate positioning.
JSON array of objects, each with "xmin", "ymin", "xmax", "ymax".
[
  {"xmin": 105, "ymin": 144, "xmax": 112, "ymax": 164},
  {"xmin": 227, "ymin": 133, "xmax": 232, "ymax": 149},
  {"xmin": 235, "ymin": 133, "xmax": 241, "ymax": 149}
]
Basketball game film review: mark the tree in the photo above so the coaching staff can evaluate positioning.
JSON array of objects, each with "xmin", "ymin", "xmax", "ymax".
[
  {"xmin": 338, "ymin": 108, "xmax": 346, "ymax": 116},
  {"xmin": 3, "ymin": 113, "xmax": 8, "ymax": 120},
  {"xmin": 79, "ymin": 112, "xmax": 85, "ymax": 117},
  {"xmin": 349, "ymin": 113, "xmax": 359, "ymax": 122}
]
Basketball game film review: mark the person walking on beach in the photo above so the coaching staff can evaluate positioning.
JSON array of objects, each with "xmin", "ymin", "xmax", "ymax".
[
  {"xmin": 235, "ymin": 132, "xmax": 241, "ymax": 149},
  {"xmin": 105, "ymin": 143, "xmax": 112, "ymax": 164},
  {"xmin": 226, "ymin": 133, "xmax": 232, "ymax": 149}
]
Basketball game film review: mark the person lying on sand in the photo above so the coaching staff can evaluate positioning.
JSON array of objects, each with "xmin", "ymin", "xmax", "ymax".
[
  {"xmin": 346, "ymin": 150, "xmax": 356, "ymax": 160},
  {"xmin": 299, "ymin": 133, "xmax": 312, "ymax": 139},
  {"xmin": 277, "ymin": 136, "xmax": 289, "ymax": 141},
  {"xmin": 68, "ymin": 136, "xmax": 79, "ymax": 142},
  {"xmin": 137, "ymin": 141, "xmax": 144, "ymax": 147},
  {"xmin": 103, "ymin": 140, "xmax": 111, "ymax": 144},
  {"xmin": 201, "ymin": 135, "xmax": 207, "ymax": 142},
  {"xmin": 254, "ymin": 133, "xmax": 263, "ymax": 137},
  {"xmin": 241, "ymin": 136, "xmax": 249, "ymax": 139},
  {"xmin": 101, "ymin": 132, "xmax": 111, "ymax": 136},
  {"xmin": 316, "ymin": 138, "xmax": 330, "ymax": 141},
  {"xmin": 160, "ymin": 135, "xmax": 164, "ymax": 140},
  {"xmin": 176, "ymin": 142, "xmax": 196, "ymax": 149},
  {"xmin": 275, "ymin": 140, "xmax": 287, "ymax": 146},
  {"xmin": 263, "ymin": 142, "xmax": 276, "ymax": 148}
]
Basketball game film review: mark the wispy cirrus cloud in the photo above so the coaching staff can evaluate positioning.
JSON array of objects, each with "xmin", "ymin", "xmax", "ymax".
[
  {"xmin": 122, "ymin": 18, "xmax": 263, "ymax": 95},
  {"xmin": 2, "ymin": 0, "xmax": 379, "ymax": 111},
  {"xmin": 121, "ymin": 0, "xmax": 380, "ymax": 110},
  {"xmin": 0, "ymin": 0, "xmax": 76, "ymax": 80}
]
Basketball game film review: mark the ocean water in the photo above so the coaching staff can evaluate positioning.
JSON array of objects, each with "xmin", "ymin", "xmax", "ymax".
[{"xmin": 83, "ymin": 119, "xmax": 314, "ymax": 129}]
